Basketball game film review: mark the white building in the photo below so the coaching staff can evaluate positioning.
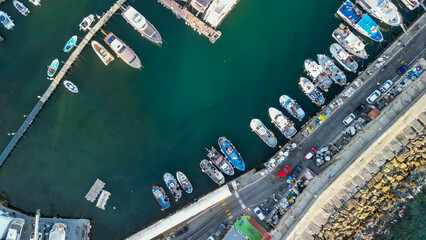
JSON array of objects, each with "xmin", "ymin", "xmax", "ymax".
[
  {"xmin": 191, "ymin": 0, "xmax": 213, "ymax": 13},
  {"xmin": 203, "ymin": 0, "xmax": 237, "ymax": 28}
]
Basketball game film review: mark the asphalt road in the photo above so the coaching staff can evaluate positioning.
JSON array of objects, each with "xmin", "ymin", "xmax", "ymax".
[{"xmin": 174, "ymin": 24, "xmax": 426, "ymax": 240}]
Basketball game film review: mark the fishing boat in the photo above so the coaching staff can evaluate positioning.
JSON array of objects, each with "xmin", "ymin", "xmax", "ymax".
[
  {"xmin": 13, "ymin": 0, "xmax": 30, "ymax": 16},
  {"xmin": 299, "ymin": 77, "xmax": 326, "ymax": 106},
  {"xmin": 304, "ymin": 59, "xmax": 333, "ymax": 92},
  {"xmin": 332, "ymin": 24, "xmax": 368, "ymax": 59},
  {"xmin": 5, "ymin": 218, "xmax": 24, "ymax": 240},
  {"xmin": 29, "ymin": 0, "xmax": 41, "ymax": 6},
  {"xmin": 49, "ymin": 223, "xmax": 66, "ymax": 240},
  {"xmin": 176, "ymin": 171, "xmax": 193, "ymax": 194},
  {"xmin": 63, "ymin": 35, "xmax": 78, "ymax": 52},
  {"xmin": 200, "ymin": 159, "xmax": 225, "ymax": 185},
  {"xmin": 79, "ymin": 14, "xmax": 95, "ymax": 31},
  {"xmin": 63, "ymin": 80, "xmax": 78, "ymax": 93},
  {"xmin": 206, "ymin": 146, "xmax": 234, "ymax": 176},
  {"xmin": 357, "ymin": 0, "xmax": 402, "ymax": 26},
  {"xmin": 91, "ymin": 41, "xmax": 114, "ymax": 65},
  {"xmin": 400, "ymin": 0, "xmax": 423, "ymax": 10},
  {"xmin": 47, "ymin": 59, "xmax": 59, "ymax": 78},
  {"xmin": 218, "ymin": 137, "xmax": 245, "ymax": 171},
  {"xmin": 0, "ymin": 11, "xmax": 14, "ymax": 30},
  {"xmin": 104, "ymin": 32, "xmax": 142, "ymax": 69},
  {"xmin": 317, "ymin": 54, "xmax": 347, "ymax": 86},
  {"xmin": 163, "ymin": 172, "xmax": 182, "ymax": 201},
  {"xmin": 279, "ymin": 95, "xmax": 305, "ymax": 121},
  {"xmin": 121, "ymin": 5, "xmax": 162, "ymax": 44},
  {"xmin": 330, "ymin": 43, "xmax": 358, "ymax": 72},
  {"xmin": 268, "ymin": 107, "xmax": 297, "ymax": 139},
  {"xmin": 152, "ymin": 185, "xmax": 171, "ymax": 210},
  {"xmin": 250, "ymin": 119, "xmax": 277, "ymax": 147},
  {"xmin": 337, "ymin": 0, "xmax": 383, "ymax": 42}
]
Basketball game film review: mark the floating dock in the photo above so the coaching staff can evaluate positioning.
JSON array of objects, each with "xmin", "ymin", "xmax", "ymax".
[
  {"xmin": 96, "ymin": 190, "xmax": 111, "ymax": 210},
  {"xmin": 85, "ymin": 179, "xmax": 105, "ymax": 202}
]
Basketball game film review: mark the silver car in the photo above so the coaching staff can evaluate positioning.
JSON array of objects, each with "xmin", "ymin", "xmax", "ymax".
[
  {"xmin": 343, "ymin": 113, "xmax": 356, "ymax": 125},
  {"xmin": 366, "ymin": 90, "xmax": 381, "ymax": 104},
  {"xmin": 379, "ymin": 79, "xmax": 393, "ymax": 93},
  {"xmin": 253, "ymin": 207, "xmax": 265, "ymax": 221}
]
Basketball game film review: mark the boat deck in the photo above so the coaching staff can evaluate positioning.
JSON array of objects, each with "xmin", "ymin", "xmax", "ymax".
[{"xmin": 338, "ymin": 0, "xmax": 362, "ymax": 23}]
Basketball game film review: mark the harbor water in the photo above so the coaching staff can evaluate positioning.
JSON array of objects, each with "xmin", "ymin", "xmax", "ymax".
[{"xmin": 0, "ymin": 0, "xmax": 423, "ymax": 239}]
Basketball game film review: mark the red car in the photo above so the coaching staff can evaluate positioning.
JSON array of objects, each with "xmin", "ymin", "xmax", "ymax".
[
  {"xmin": 277, "ymin": 165, "xmax": 291, "ymax": 178},
  {"xmin": 304, "ymin": 148, "xmax": 316, "ymax": 161}
]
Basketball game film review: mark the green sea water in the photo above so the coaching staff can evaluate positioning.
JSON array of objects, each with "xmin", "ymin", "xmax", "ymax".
[{"xmin": 0, "ymin": 0, "xmax": 423, "ymax": 239}]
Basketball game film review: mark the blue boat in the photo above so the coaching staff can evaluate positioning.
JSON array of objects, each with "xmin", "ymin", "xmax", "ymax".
[
  {"xmin": 337, "ymin": 0, "xmax": 383, "ymax": 42},
  {"xmin": 218, "ymin": 137, "xmax": 245, "ymax": 171},
  {"xmin": 47, "ymin": 59, "xmax": 59, "ymax": 77},
  {"xmin": 152, "ymin": 185, "xmax": 170, "ymax": 210},
  {"xmin": 63, "ymin": 35, "xmax": 78, "ymax": 52},
  {"xmin": 279, "ymin": 95, "xmax": 305, "ymax": 121}
]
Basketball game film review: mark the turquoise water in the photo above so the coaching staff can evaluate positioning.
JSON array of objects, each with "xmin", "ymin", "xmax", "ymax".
[{"xmin": 0, "ymin": 0, "xmax": 422, "ymax": 239}]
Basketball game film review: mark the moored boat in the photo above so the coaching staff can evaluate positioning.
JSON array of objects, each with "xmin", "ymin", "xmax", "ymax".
[
  {"xmin": 104, "ymin": 32, "xmax": 142, "ymax": 69},
  {"xmin": 47, "ymin": 59, "xmax": 59, "ymax": 78},
  {"xmin": 79, "ymin": 14, "xmax": 95, "ymax": 31},
  {"xmin": 29, "ymin": 0, "xmax": 41, "ymax": 6},
  {"xmin": 49, "ymin": 223, "xmax": 66, "ymax": 240},
  {"xmin": 152, "ymin": 185, "xmax": 171, "ymax": 210},
  {"xmin": 279, "ymin": 95, "xmax": 305, "ymax": 121},
  {"xmin": 0, "ymin": 33, "xmax": 4, "ymax": 42},
  {"xmin": 206, "ymin": 146, "xmax": 234, "ymax": 176},
  {"xmin": 163, "ymin": 172, "xmax": 182, "ymax": 201},
  {"xmin": 268, "ymin": 107, "xmax": 297, "ymax": 139},
  {"xmin": 357, "ymin": 0, "xmax": 402, "ymax": 26},
  {"xmin": 218, "ymin": 137, "xmax": 245, "ymax": 171},
  {"xmin": 330, "ymin": 43, "xmax": 358, "ymax": 72},
  {"xmin": 63, "ymin": 35, "xmax": 78, "ymax": 52},
  {"xmin": 63, "ymin": 80, "xmax": 78, "ymax": 93},
  {"xmin": 400, "ymin": 0, "xmax": 423, "ymax": 10},
  {"xmin": 5, "ymin": 218, "xmax": 24, "ymax": 240},
  {"xmin": 317, "ymin": 54, "xmax": 347, "ymax": 86},
  {"xmin": 337, "ymin": 0, "xmax": 383, "ymax": 42},
  {"xmin": 332, "ymin": 24, "xmax": 368, "ymax": 59},
  {"xmin": 0, "ymin": 11, "xmax": 15, "ymax": 30},
  {"xmin": 299, "ymin": 77, "xmax": 326, "ymax": 106},
  {"xmin": 200, "ymin": 159, "xmax": 225, "ymax": 185},
  {"xmin": 121, "ymin": 5, "xmax": 162, "ymax": 44},
  {"xmin": 304, "ymin": 59, "xmax": 333, "ymax": 92},
  {"xmin": 176, "ymin": 171, "xmax": 193, "ymax": 194},
  {"xmin": 13, "ymin": 0, "xmax": 30, "ymax": 16},
  {"xmin": 250, "ymin": 119, "xmax": 277, "ymax": 147},
  {"xmin": 91, "ymin": 41, "xmax": 115, "ymax": 65}
]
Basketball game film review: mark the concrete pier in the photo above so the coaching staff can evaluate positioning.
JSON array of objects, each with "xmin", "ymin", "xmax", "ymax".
[{"xmin": 0, "ymin": 0, "xmax": 127, "ymax": 166}]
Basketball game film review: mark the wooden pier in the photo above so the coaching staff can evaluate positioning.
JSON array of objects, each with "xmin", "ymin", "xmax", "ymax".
[
  {"xmin": 157, "ymin": 0, "xmax": 222, "ymax": 43},
  {"xmin": 0, "ymin": 0, "xmax": 127, "ymax": 165}
]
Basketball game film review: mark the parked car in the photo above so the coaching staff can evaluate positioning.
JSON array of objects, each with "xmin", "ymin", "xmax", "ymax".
[
  {"xmin": 173, "ymin": 226, "xmax": 188, "ymax": 238},
  {"xmin": 303, "ymin": 148, "xmax": 316, "ymax": 161},
  {"xmin": 379, "ymin": 79, "xmax": 393, "ymax": 93},
  {"xmin": 207, "ymin": 236, "xmax": 215, "ymax": 240},
  {"xmin": 366, "ymin": 90, "xmax": 381, "ymax": 104},
  {"xmin": 396, "ymin": 64, "xmax": 409, "ymax": 75},
  {"xmin": 277, "ymin": 165, "xmax": 291, "ymax": 178},
  {"xmin": 214, "ymin": 224, "xmax": 226, "ymax": 237},
  {"xmin": 355, "ymin": 103, "xmax": 366, "ymax": 115},
  {"xmin": 253, "ymin": 207, "xmax": 266, "ymax": 221},
  {"xmin": 343, "ymin": 113, "xmax": 356, "ymax": 125},
  {"xmin": 292, "ymin": 165, "xmax": 303, "ymax": 178}
]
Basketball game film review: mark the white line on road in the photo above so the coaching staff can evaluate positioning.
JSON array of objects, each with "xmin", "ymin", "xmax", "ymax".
[{"xmin": 233, "ymin": 189, "xmax": 248, "ymax": 210}]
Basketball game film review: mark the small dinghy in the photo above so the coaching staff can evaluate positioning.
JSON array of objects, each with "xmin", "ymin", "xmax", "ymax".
[
  {"xmin": 63, "ymin": 35, "xmax": 78, "ymax": 52},
  {"xmin": 47, "ymin": 59, "xmax": 59, "ymax": 78},
  {"xmin": 63, "ymin": 80, "xmax": 78, "ymax": 93}
]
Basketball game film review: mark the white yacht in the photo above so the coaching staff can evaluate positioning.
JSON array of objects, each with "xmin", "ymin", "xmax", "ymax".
[
  {"xmin": 268, "ymin": 107, "xmax": 297, "ymax": 139},
  {"xmin": 79, "ymin": 14, "xmax": 95, "ymax": 31},
  {"xmin": 330, "ymin": 43, "xmax": 358, "ymax": 72},
  {"xmin": 357, "ymin": 0, "xmax": 402, "ymax": 26},
  {"xmin": 250, "ymin": 119, "xmax": 277, "ymax": 147},
  {"xmin": 5, "ymin": 218, "xmax": 25, "ymax": 240},
  {"xmin": 29, "ymin": 0, "xmax": 41, "ymax": 6},
  {"xmin": 49, "ymin": 223, "xmax": 66, "ymax": 240},
  {"xmin": 121, "ymin": 5, "xmax": 162, "ymax": 44},
  {"xmin": 13, "ymin": 0, "xmax": 30, "ymax": 16},
  {"xmin": 0, "ymin": 11, "xmax": 15, "ymax": 30},
  {"xmin": 400, "ymin": 0, "xmax": 423, "ymax": 10},
  {"xmin": 332, "ymin": 24, "xmax": 368, "ymax": 59}
]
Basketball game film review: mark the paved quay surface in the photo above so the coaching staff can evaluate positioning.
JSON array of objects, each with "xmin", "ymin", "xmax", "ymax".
[
  {"xmin": 157, "ymin": 13, "xmax": 426, "ymax": 240},
  {"xmin": 0, "ymin": 206, "xmax": 90, "ymax": 240}
]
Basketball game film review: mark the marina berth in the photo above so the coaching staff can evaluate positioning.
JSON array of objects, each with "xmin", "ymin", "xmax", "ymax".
[
  {"xmin": 279, "ymin": 95, "xmax": 305, "ymax": 121},
  {"xmin": 317, "ymin": 54, "xmax": 347, "ymax": 86},
  {"xmin": 163, "ymin": 172, "xmax": 182, "ymax": 201},
  {"xmin": 357, "ymin": 0, "xmax": 402, "ymax": 26},
  {"xmin": 268, "ymin": 107, "xmax": 297, "ymax": 139},
  {"xmin": 218, "ymin": 137, "xmax": 245, "ymax": 171},
  {"xmin": 332, "ymin": 24, "xmax": 368, "ymax": 59},
  {"xmin": 200, "ymin": 159, "xmax": 225, "ymax": 185},
  {"xmin": 47, "ymin": 59, "xmax": 59, "ymax": 78},
  {"xmin": 250, "ymin": 119, "xmax": 277, "ymax": 147},
  {"xmin": 13, "ymin": 0, "xmax": 30, "ymax": 16},
  {"xmin": 63, "ymin": 80, "xmax": 78, "ymax": 93},
  {"xmin": 206, "ymin": 146, "xmax": 235, "ymax": 176},
  {"xmin": 304, "ymin": 59, "xmax": 333, "ymax": 92},
  {"xmin": 29, "ymin": 0, "xmax": 41, "ymax": 6},
  {"xmin": 299, "ymin": 77, "xmax": 326, "ymax": 106},
  {"xmin": 49, "ymin": 223, "xmax": 66, "ymax": 240},
  {"xmin": 5, "ymin": 218, "xmax": 25, "ymax": 240},
  {"xmin": 400, "ymin": 0, "xmax": 423, "ymax": 10},
  {"xmin": 152, "ymin": 185, "xmax": 171, "ymax": 210},
  {"xmin": 330, "ymin": 43, "xmax": 358, "ymax": 72},
  {"xmin": 104, "ymin": 32, "xmax": 142, "ymax": 69},
  {"xmin": 121, "ymin": 5, "xmax": 162, "ymax": 45},
  {"xmin": 91, "ymin": 41, "xmax": 114, "ymax": 65},
  {"xmin": 63, "ymin": 35, "xmax": 78, "ymax": 52},
  {"xmin": 79, "ymin": 14, "xmax": 95, "ymax": 31},
  {"xmin": 337, "ymin": 0, "xmax": 383, "ymax": 42},
  {"xmin": 176, "ymin": 171, "xmax": 193, "ymax": 194},
  {"xmin": 0, "ymin": 11, "xmax": 15, "ymax": 30}
]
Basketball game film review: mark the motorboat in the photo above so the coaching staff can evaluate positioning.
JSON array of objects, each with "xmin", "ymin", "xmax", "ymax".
[
  {"xmin": 200, "ymin": 159, "xmax": 225, "ymax": 185},
  {"xmin": 218, "ymin": 137, "xmax": 245, "ymax": 171},
  {"xmin": 63, "ymin": 80, "xmax": 78, "ymax": 93},
  {"xmin": 0, "ymin": 11, "xmax": 15, "ymax": 30},
  {"xmin": 13, "ymin": 0, "xmax": 30, "ymax": 16},
  {"xmin": 299, "ymin": 77, "xmax": 326, "ymax": 106},
  {"xmin": 104, "ymin": 32, "xmax": 142, "ymax": 69},
  {"xmin": 330, "ymin": 43, "xmax": 358, "ymax": 72},
  {"xmin": 279, "ymin": 95, "xmax": 305, "ymax": 121},
  {"xmin": 332, "ymin": 24, "xmax": 368, "ymax": 59},
  {"xmin": 121, "ymin": 5, "xmax": 162, "ymax": 44},
  {"xmin": 268, "ymin": 107, "xmax": 297, "ymax": 139},
  {"xmin": 152, "ymin": 185, "xmax": 170, "ymax": 210},
  {"xmin": 79, "ymin": 14, "xmax": 95, "ymax": 31},
  {"xmin": 91, "ymin": 41, "xmax": 114, "ymax": 65},
  {"xmin": 163, "ymin": 172, "xmax": 182, "ymax": 201},
  {"xmin": 176, "ymin": 171, "xmax": 193, "ymax": 194},
  {"xmin": 250, "ymin": 118, "xmax": 277, "ymax": 147},
  {"xmin": 357, "ymin": 0, "xmax": 402, "ymax": 26},
  {"xmin": 317, "ymin": 54, "xmax": 347, "ymax": 86},
  {"xmin": 47, "ymin": 59, "xmax": 59, "ymax": 78},
  {"xmin": 206, "ymin": 146, "xmax": 234, "ymax": 176},
  {"xmin": 63, "ymin": 35, "xmax": 78, "ymax": 52}
]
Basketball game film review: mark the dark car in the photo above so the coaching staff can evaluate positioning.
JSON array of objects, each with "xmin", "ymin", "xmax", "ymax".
[
  {"xmin": 355, "ymin": 103, "xmax": 366, "ymax": 115},
  {"xmin": 214, "ymin": 224, "xmax": 226, "ymax": 237},
  {"xmin": 292, "ymin": 165, "xmax": 303, "ymax": 179},
  {"xmin": 173, "ymin": 226, "xmax": 189, "ymax": 238},
  {"xmin": 396, "ymin": 64, "xmax": 409, "ymax": 75}
]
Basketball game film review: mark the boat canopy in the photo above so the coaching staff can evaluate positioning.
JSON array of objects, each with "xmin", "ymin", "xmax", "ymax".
[{"xmin": 346, "ymin": 33, "xmax": 365, "ymax": 51}]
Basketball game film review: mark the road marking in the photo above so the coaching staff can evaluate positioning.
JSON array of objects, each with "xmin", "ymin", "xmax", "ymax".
[
  {"xmin": 220, "ymin": 199, "xmax": 225, "ymax": 203},
  {"xmin": 228, "ymin": 216, "xmax": 233, "ymax": 219},
  {"xmin": 401, "ymin": 60, "xmax": 405, "ymax": 64},
  {"xmin": 221, "ymin": 202, "xmax": 227, "ymax": 206},
  {"xmin": 225, "ymin": 209, "xmax": 229, "ymax": 213},
  {"xmin": 227, "ymin": 212, "xmax": 231, "ymax": 216},
  {"xmin": 233, "ymin": 190, "xmax": 248, "ymax": 210}
]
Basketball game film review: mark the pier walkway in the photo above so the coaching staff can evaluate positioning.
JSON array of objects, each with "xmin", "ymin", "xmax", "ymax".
[
  {"xmin": 157, "ymin": 0, "xmax": 221, "ymax": 43},
  {"xmin": 0, "ymin": 0, "xmax": 127, "ymax": 166}
]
